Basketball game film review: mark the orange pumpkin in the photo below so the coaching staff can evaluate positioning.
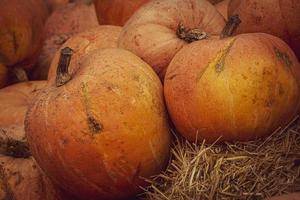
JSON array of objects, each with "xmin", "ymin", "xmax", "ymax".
[
  {"xmin": 118, "ymin": 0, "xmax": 226, "ymax": 79},
  {"xmin": 164, "ymin": 32, "xmax": 300, "ymax": 143},
  {"xmin": 228, "ymin": 0, "xmax": 300, "ymax": 60},
  {"xmin": 0, "ymin": 156, "xmax": 74, "ymax": 200},
  {"xmin": 0, "ymin": 0, "xmax": 48, "ymax": 68},
  {"xmin": 266, "ymin": 193, "xmax": 300, "ymax": 200},
  {"xmin": 216, "ymin": 0, "xmax": 230, "ymax": 20},
  {"xmin": 0, "ymin": 64, "xmax": 8, "ymax": 89},
  {"xmin": 33, "ymin": 25, "xmax": 121, "ymax": 80},
  {"xmin": 25, "ymin": 48, "xmax": 171, "ymax": 199},
  {"xmin": 94, "ymin": 0, "xmax": 150, "ymax": 26}
]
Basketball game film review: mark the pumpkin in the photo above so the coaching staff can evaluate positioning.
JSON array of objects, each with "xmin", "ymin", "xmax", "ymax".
[
  {"xmin": 33, "ymin": 25, "xmax": 121, "ymax": 80},
  {"xmin": 208, "ymin": 0, "xmax": 224, "ymax": 4},
  {"xmin": 118, "ymin": 0, "xmax": 226, "ymax": 79},
  {"xmin": 25, "ymin": 48, "xmax": 171, "ymax": 200},
  {"xmin": 228, "ymin": 0, "xmax": 300, "ymax": 60},
  {"xmin": 44, "ymin": 2, "xmax": 98, "ymax": 40},
  {"xmin": 164, "ymin": 29, "xmax": 300, "ymax": 142},
  {"xmin": 216, "ymin": 0, "xmax": 230, "ymax": 20},
  {"xmin": 0, "ymin": 0, "xmax": 48, "ymax": 68},
  {"xmin": 266, "ymin": 193, "xmax": 300, "ymax": 200},
  {"xmin": 44, "ymin": 0, "xmax": 69, "ymax": 12},
  {"xmin": 0, "ymin": 64, "xmax": 8, "ymax": 89},
  {"xmin": 94, "ymin": 0, "xmax": 150, "ymax": 26},
  {"xmin": 0, "ymin": 156, "xmax": 74, "ymax": 200}
]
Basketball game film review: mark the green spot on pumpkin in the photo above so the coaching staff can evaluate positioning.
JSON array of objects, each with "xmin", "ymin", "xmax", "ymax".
[{"xmin": 274, "ymin": 47, "xmax": 292, "ymax": 67}]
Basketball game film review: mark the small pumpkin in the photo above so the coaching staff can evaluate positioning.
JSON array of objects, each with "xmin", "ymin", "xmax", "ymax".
[
  {"xmin": 0, "ymin": 64, "xmax": 8, "ymax": 89},
  {"xmin": 118, "ymin": 0, "xmax": 226, "ymax": 79},
  {"xmin": 26, "ymin": 48, "xmax": 171, "ymax": 199},
  {"xmin": 0, "ymin": 0, "xmax": 48, "ymax": 68},
  {"xmin": 216, "ymin": 0, "xmax": 230, "ymax": 20},
  {"xmin": 228, "ymin": 0, "xmax": 300, "ymax": 59},
  {"xmin": 164, "ymin": 17, "xmax": 300, "ymax": 143},
  {"xmin": 33, "ymin": 25, "xmax": 121, "ymax": 80},
  {"xmin": 94, "ymin": 0, "xmax": 150, "ymax": 26}
]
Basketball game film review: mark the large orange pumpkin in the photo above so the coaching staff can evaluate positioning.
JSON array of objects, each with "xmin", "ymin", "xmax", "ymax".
[
  {"xmin": 228, "ymin": 0, "xmax": 300, "ymax": 60},
  {"xmin": 25, "ymin": 48, "xmax": 171, "ymax": 200},
  {"xmin": 164, "ymin": 32, "xmax": 300, "ymax": 143},
  {"xmin": 0, "ymin": 0, "xmax": 48, "ymax": 68},
  {"xmin": 118, "ymin": 0, "xmax": 226, "ymax": 79},
  {"xmin": 94, "ymin": 0, "xmax": 150, "ymax": 26},
  {"xmin": 0, "ymin": 64, "xmax": 8, "ymax": 89},
  {"xmin": 33, "ymin": 25, "xmax": 121, "ymax": 80}
]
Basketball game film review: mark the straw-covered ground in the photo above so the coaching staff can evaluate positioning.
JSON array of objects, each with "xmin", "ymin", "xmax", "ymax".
[{"xmin": 142, "ymin": 118, "xmax": 300, "ymax": 200}]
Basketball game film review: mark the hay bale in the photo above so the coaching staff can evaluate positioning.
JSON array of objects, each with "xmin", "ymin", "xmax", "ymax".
[{"xmin": 144, "ymin": 118, "xmax": 300, "ymax": 200}]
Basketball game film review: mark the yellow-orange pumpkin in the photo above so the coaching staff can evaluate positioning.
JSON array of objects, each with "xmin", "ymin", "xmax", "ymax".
[
  {"xmin": 25, "ymin": 48, "xmax": 171, "ymax": 199},
  {"xmin": 228, "ymin": 0, "xmax": 300, "ymax": 60},
  {"xmin": 0, "ymin": 0, "xmax": 48, "ymax": 68},
  {"xmin": 118, "ymin": 0, "xmax": 226, "ymax": 79},
  {"xmin": 94, "ymin": 0, "xmax": 150, "ymax": 26},
  {"xmin": 164, "ymin": 33, "xmax": 300, "ymax": 143}
]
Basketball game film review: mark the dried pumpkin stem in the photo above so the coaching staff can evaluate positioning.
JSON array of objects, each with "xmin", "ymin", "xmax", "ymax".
[
  {"xmin": 221, "ymin": 14, "xmax": 241, "ymax": 38},
  {"xmin": 56, "ymin": 47, "xmax": 73, "ymax": 87},
  {"xmin": 176, "ymin": 23, "xmax": 208, "ymax": 43},
  {"xmin": 0, "ymin": 138, "xmax": 31, "ymax": 158}
]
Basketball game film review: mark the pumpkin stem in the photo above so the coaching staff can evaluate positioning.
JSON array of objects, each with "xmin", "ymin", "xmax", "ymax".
[
  {"xmin": 176, "ymin": 23, "xmax": 208, "ymax": 43},
  {"xmin": 56, "ymin": 47, "xmax": 73, "ymax": 87},
  {"xmin": 221, "ymin": 14, "xmax": 241, "ymax": 38},
  {"xmin": 0, "ymin": 137, "xmax": 31, "ymax": 158},
  {"xmin": 11, "ymin": 66, "xmax": 28, "ymax": 82}
]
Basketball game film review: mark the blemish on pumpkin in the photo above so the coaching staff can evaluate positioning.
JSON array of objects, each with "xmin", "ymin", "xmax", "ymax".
[
  {"xmin": 81, "ymin": 82, "xmax": 103, "ymax": 134},
  {"xmin": 274, "ymin": 47, "xmax": 292, "ymax": 67},
  {"xmin": 166, "ymin": 73, "xmax": 178, "ymax": 80}
]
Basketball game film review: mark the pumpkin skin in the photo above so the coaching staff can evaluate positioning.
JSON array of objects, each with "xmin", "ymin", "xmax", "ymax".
[
  {"xmin": 94, "ymin": 0, "xmax": 150, "ymax": 26},
  {"xmin": 0, "ymin": 0, "xmax": 48, "ymax": 68},
  {"xmin": 164, "ymin": 33, "xmax": 300, "ymax": 143},
  {"xmin": 33, "ymin": 25, "xmax": 121, "ymax": 80},
  {"xmin": 216, "ymin": 0, "xmax": 230, "ymax": 20},
  {"xmin": 118, "ymin": 0, "xmax": 226, "ymax": 79},
  {"xmin": 44, "ymin": 0, "xmax": 69, "ymax": 12},
  {"xmin": 228, "ymin": 0, "xmax": 300, "ymax": 60},
  {"xmin": 25, "ymin": 48, "xmax": 171, "ymax": 200},
  {"xmin": 0, "ymin": 64, "xmax": 8, "ymax": 89},
  {"xmin": 266, "ymin": 193, "xmax": 300, "ymax": 200}
]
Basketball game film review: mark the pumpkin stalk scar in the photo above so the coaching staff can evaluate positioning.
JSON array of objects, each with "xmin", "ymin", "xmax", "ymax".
[
  {"xmin": 81, "ymin": 82, "xmax": 103, "ymax": 134},
  {"xmin": 56, "ymin": 47, "xmax": 73, "ymax": 87},
  {"xmin": 215, "ymin": 39, "xmax": 236, "ymax": 74},
  {"xmin": 176, "ymin": 23, "xmax": 208, "ymax": 43},
  {"xmin": 274, "ymin": 47, "xmax": 292, "ymax": 67}
]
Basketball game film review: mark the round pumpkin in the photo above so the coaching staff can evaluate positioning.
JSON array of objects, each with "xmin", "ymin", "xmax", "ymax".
[
  {"xmin": 0, "ymin": 0, "xmax": 48, "ymax": 68},
  {"xmin": 266, "ymin": 193, "xmax": 300, "ymax": 200},
  {"xmin": 33, "ymin": 25, "xmax": 121, "ymax": 80},
  {"xmin": 94, "ymin": 0, "xmax": 150, "ymax": 26},
  {"xmin": 0, "ymin": 64, "xmax": 8, "ymax": 89},
  {"xmin": 118, "ymin": 0, "xmax": 226, "ymax": 79},
  {"xmin": 25, "ymin": 48, "xmax": 171, "ymax": 199},
  {"xmin": 228, "ymin": 0, "xmax": 300, "ymax": 60},
  {"xmin": 216, "ymin": 0, "xmax": 230, "ymax": 20},
  {"xmin": 164, "ymin": 33, "xmax": 300, "ymax": 143}
]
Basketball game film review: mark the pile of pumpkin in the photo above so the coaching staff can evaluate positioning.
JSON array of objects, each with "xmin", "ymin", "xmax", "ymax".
[{"xmin": 0, "ymin": 0, "xmax": 299, "ymax": 199}]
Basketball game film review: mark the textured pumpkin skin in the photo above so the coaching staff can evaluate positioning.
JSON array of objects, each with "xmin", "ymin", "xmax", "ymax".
[
  {"xmin": 94, "ymin": 0, "xmax": 150, "ymax": 26},
  {"xmin": 0, "ymin": 64, "xmax": 8, "ymax": 89},
  {"xmin": 26, "ymin": 48, "xmax": 171, "ymax": 200},
  {"xmin": 46, "ymin": 25, "xmax": 122, "ymax": 81},
  {"xmin": 216, "ymin": 0, "xmax": 230, "ymax": 20},
  {"xmin": 0, "ymin": 0, "xmax": 48, "ymax": 68},
  {"xmin": 0, "ymin": 81, "xmax": 46, "ymax": 127},
  {"xmin": 44, "ymin": 3, "xmax": 98, "ymax": 40},
  {"xmin": 165, "ymin": 33, "xmax": 300, "ymax": 143},
  {"xmin": 118, "ymin": 0, "xmax": 226, "ymax": 79},
  {"xmin": 228, "ymin": 0, "xmax": 300, "ymax": 60}
]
